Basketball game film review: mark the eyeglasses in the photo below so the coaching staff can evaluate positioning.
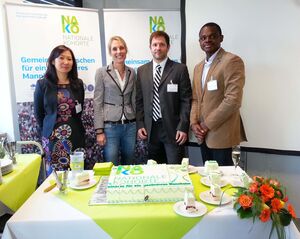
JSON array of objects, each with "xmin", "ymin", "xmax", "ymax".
[{"xmin": 199, "ymin": 34, "xmax": 219, "ymax": 42}]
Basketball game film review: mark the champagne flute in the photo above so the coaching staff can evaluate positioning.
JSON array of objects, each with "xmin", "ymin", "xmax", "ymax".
[{"xmin": 231, "ymin": 145, "xmax": 241, "ymax": 176}]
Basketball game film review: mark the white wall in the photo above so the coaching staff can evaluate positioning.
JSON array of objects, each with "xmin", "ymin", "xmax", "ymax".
[
  {"xmin": 246, "ymin": 152, "xmax": 300, "ymax": 216},
  {"xmin": 185, "ymin": 0, "xmax": 300, "ymax": 214},
  {"xmin": 186, "ymin": 0, "xmax": 300, "ymax": 151}
]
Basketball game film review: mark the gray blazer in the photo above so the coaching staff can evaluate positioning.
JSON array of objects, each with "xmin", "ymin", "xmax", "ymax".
[
  {"xmin": 136, "ymin": 58, "xmax": 192, "ymax": 143},
  {"xmin": 94, "ymin": 63, "xmax": 136, "ymax": 130}
]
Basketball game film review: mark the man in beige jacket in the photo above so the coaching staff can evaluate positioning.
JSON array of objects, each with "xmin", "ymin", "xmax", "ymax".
[{"xmin": 190, "ymin": 22, "xmax": 247, "ymax": 166}]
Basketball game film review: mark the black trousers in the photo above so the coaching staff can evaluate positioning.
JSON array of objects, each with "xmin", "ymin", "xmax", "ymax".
[
  {"xmin": 148, "ymin": 119, "xmax": 184, "ymax": 164},
  {"xmin": 200, "ymin": 141, "xmax": 233, "ymax": 166}
]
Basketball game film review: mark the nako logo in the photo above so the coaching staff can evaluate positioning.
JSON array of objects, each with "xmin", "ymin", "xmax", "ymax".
[
  {"xmin": 62, "ymin": 15, "xmax": 79, "ymax": 34},
  {"xmin": 149, "ymin": 16, "xmax": 166, "ymax": 33}
]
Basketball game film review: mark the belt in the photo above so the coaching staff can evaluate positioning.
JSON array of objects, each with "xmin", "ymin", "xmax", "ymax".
[{"xmin": 104, "ymin": 119, "xmax": 136, "ymax": 125}]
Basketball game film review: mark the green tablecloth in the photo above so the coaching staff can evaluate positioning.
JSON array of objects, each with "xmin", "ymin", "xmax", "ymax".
[
  {"xmin": 56, "ymin": 173, "xmax": 229, "ymax": 239},
  {"xmin": 0, "ymin": 154, "xmax": 41, "ymax": 211}
]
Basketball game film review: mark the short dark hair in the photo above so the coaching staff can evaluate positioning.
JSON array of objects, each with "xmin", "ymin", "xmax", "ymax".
[
  {"xmin": 149, "ymin": 31, "xmax": 170, "ymax": 46},
  {"xmin": 199, "ymin": 22, "xmax": 222, "ymax": 36},
  {"xmin": 45, "ymin": 45, "xmax": 80, "ymax": 87}
]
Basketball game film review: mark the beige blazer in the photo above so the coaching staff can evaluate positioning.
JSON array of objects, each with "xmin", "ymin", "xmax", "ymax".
[{"xmin": 190, "ymin": 48, "xmax": 247, "ymax": 148}]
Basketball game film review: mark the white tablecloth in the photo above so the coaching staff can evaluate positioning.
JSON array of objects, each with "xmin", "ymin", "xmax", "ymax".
[{"xmin": 3, "ymin": 167, "xmax": 300, "ymax": 239}]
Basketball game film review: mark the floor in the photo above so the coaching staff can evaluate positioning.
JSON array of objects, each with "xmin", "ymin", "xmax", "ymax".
[{"xmin": 0, "ymin": 214, "xmax": 12, "ymax": 238}]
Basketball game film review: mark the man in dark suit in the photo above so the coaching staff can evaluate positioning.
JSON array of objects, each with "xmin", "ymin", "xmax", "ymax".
[{"xmin": 136, "ymin": 31, "xmax": 192, "ymax": 164}]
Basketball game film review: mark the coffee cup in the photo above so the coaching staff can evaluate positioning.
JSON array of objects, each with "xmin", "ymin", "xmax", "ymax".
[{"xmin": 208, "ymin": 172, "xmax": 221, "ymax": 185}]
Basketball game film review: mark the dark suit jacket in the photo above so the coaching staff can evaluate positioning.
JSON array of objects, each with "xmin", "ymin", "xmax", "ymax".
[
  {"xmin": 34, "ymin": 77, "xmax": 85, "ymax": 138},
  {"xmin": 136, "ymin": 58, "xmax": 192, "ymax": 143}
]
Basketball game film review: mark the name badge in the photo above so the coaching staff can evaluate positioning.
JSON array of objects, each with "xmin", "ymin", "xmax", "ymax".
[
  {"xmin": 167, "ymin": 83, "xmax": 178, "ymax": 92},
  {"xmin": 207, "ymin": 77, "xmax": 218, "ymax": 91},
  {"xmin": 75, "ymin": 102, "xmax": 82, "ymax": 113}
]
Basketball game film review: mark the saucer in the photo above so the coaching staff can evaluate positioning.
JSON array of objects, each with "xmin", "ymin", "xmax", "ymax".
[
  {"xmin": 199, "ymin": 190, "xmax": 232, "ymax": 205},
  {"xmin": 69, "ymin": 178, "xmax": 98, "ymax": 190},
  {"xmin": 173, "ymin": 201, "xmax": 207, "ymax": 217},
  {"xmin": 188, "ymin": 165, "xmax": 198, "ymax": 174},
  {"xmin": 198, "ymin": 168, "xmax": 223, "ymax": 177},
  {"xmin": 200, "ymin": 177, "xmax": 227, "ymax": 187}
]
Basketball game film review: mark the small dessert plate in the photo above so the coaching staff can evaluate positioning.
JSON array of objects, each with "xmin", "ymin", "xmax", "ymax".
[
  {"xmin": 173, "ymin": 201, "xmax": 207, "ymax": 217},
  {"xmin": 69, "ymin": 178, "xmax": 98, "ymax": 190},
  {"xmin": 198, "ymin": 168, "xmax": 223, "ymax": 177},
  {"xmin": 200, "ymin": 177, "xmax": 227, "ymax": 187},
  {"xmin": 199, "ymin": 190, "xmax": 232, "ymax": 205},
  {"xmin": 188, "ymin": 165, "xmax": 198, "ymax": 174}
]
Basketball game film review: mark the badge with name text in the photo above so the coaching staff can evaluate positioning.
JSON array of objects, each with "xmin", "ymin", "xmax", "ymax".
[
  {"xmin": 167, "ymin": 80, "xmax": 178, "ymax": 92},
  {"xmin": 207, "ymin": 77, "xmax": 218, "ymax": 91},
  {"xmin": 75, "ymin": 102, "xmax": 82, "ymax": 113}
]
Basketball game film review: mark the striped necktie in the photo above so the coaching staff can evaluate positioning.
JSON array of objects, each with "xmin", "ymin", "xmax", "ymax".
[{"xmin": 153, "ymin": 64, "xmax": 162, "ymax": 121}]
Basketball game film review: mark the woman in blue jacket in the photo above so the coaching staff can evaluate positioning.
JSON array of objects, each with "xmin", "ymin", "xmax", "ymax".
[{"xmin": 34, "ymin": 45, "xmax": 85, "ymax": 176}]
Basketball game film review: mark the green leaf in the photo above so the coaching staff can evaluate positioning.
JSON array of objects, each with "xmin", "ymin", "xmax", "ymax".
[
  {"xmin": 237, "ymin": 207, "xmax": 253, "ymax": 219},
  {"xmin": 279, "ymin": 209, "xmax": 292, "ymax": 226}
]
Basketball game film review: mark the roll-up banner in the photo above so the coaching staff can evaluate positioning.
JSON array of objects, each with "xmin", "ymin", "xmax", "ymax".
[
  {"xmin": 5, "ymin": 3, "xmax": 102, "ymax": 102},
  {"xmin": 103, "ymin": 9, "xmax": 181, "ymax": 70}
]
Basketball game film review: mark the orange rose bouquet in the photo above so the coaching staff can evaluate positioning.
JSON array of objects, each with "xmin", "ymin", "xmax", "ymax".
[{"xmin": 234, "ymin": 176, "xmax": 296, "ymax": 239}]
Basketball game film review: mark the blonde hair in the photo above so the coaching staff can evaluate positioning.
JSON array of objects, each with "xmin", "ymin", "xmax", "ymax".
[{"xmin": 108, "ymin": 36, "xmax": 128, "ymax": 55}]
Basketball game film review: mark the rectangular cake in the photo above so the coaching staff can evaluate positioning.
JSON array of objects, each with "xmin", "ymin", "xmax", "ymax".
[{"xmin": 106, "ymin": 164, "xmax": 194, "ymax": 203}]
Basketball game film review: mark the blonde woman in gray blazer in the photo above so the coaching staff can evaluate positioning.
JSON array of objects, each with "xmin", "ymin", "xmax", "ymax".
[{"xmin": 94, "ymin": 36, "xmax": 136, "ymax": 165}]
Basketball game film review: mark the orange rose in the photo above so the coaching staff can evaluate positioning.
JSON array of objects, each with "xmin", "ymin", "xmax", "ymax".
[
  {"xmin": 271, "ymin": 198, "xmax": 283, "ymax": 213},
  {"xmin": 288, "ymin": 204, "xmax": 297, "ymax": 218},
  {"xmin": 238, "ymin": 195, "xmax": 253, "ymax": 209},
  {"xmin": 259, "ymin": 208, "xmax": 271, "ymax": 222},
  {"xmin": 253, "ymin": 176, "xmax": 264, "ymax": 182},
  {"xmin": 276, "ymin": 190, "xmax": 282, "ymax": 198},
  {"xmin": 249, "ymin": 183, "xmax": 258, "ymax": 193},
  {"xmin": 270, "ymin": 179, "xmax": 280, "ymax": 187},
  {"xmin": 260, "ymin": 184, "xmax": 275, "ymax": 199},
  {"xmin": 261, "ymin": 195, "xmax": 270, "ymax": 203}
]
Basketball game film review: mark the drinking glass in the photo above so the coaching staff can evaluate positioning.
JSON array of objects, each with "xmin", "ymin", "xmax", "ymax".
[
  {"xmin": 231, "ymin": 145, "xmax": 241, "ymax": 176},
  {"xmin": 70, "ymin": 151, "xmax": 84, "ymax": 178},
  {"xmin": 2, "ymin": 139, "xmax": 17, "ymax": 164}
]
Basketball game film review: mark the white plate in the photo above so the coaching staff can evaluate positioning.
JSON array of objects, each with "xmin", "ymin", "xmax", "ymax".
[
  {"xmin": 69, "ymin": 178, "xmax": 98, "ymax": 190},
  {"xmin": 199, "ymin": 190, "xmax": 232, "ymax": 205},
  {"xmin": 188, "ymin": 165, "xmax": 198, "ymax": 174},
  {"xmin": 173, "ymin": 201, "xmax": 207, "ymax": 217},
  {"xmin": 200, "ymin": 177, "xmax": 227, "ymax": 187},
  {"xmin": 198, "ymin": 168, "xmax": 223, "ymax": 177}
]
